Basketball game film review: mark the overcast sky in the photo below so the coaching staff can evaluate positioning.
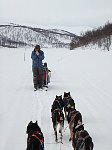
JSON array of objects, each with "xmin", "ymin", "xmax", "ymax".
[{"xmin": 0, "ymin": 0, "xmax": 112, "ymax": 27}]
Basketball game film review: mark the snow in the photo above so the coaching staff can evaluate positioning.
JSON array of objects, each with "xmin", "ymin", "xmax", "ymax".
[{"xmin": 0, "ymin": 47, "xmax": 112, "ymax": 150}]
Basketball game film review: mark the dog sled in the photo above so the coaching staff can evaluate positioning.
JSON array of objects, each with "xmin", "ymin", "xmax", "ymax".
[{"xmin": 33, "ymin": 62, "xmax": 51, "ymax": 91}]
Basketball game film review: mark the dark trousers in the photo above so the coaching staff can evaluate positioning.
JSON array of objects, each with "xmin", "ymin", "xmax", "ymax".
[{"xmin": 32, "ymin": 67, "xmax": 43, "ymax": 88}]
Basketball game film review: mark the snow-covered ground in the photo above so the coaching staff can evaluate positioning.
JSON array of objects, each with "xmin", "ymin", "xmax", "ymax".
[{"xmin": 0, "ymin": 47, "xmax": 112, "ymax": 150}]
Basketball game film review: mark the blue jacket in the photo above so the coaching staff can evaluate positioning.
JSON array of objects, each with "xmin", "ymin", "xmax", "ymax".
[{"xmin": 31, "ymin": 50, "xmax": 44, "ymax": 68}]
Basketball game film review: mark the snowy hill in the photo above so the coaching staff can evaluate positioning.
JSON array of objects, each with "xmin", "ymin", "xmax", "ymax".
[
  {"xmin": 0, "ymin": 24, "xmax": 78, "ymax": 48},
  {"xmin": 0, "ymin": 47, "xmax": 112, "ymax": 150},
  {"xmin": 29, "ymin": 24, "xmax": 93, "ymax": 36}
]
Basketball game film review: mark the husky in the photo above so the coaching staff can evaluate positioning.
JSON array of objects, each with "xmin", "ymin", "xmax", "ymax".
[
  {"xmin": 75, "ymin": 130, "xmax": 94, "ymax": 150},
  {"xmin": 51, "ymin": 108, "xmax": 64, "ymax": 142},
  {"xmin": 63, "ymin": 92, "xmax": 75, "ymax": 119},
  {"xmin": 51, "ymin": 95, "xmax": 64, "ymax": 111},
  {"xmin": 67, "ymin": 108, "xmax": 82, "ymax": 142},
  {"xmin": 26, "ymin": 121, "xmax": 44, "ymax": 150}
]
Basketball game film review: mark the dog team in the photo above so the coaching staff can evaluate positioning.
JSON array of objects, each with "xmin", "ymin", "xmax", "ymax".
[{"xmin": 26, "ymin": 92, "xmax": 94, "ymax": 150}]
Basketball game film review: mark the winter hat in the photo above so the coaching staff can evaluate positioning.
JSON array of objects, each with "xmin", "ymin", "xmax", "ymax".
[{"xmin": 35, "ymin": 45, "xmax": 40, "ymax": 49}]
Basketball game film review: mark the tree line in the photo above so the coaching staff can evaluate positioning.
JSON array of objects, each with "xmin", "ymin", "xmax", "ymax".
[
  {"xmin": 70, "ymin": 22, "xmax": 112, "ymax": 51},
  {"xmin": 0, "ymin": 35, "xmax": 27, "ymax": 48}
]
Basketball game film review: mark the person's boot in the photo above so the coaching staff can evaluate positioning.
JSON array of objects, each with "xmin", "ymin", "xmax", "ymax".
[
  {"xmin": 38, "ymin": 85, "xmax": 43, "ymax": 91},
  {"xmin": 34, "ymin": 84, "xmax": 37, "ymax": 91},
  {"xmin": 34, "ymin": 88, "xmax": 37, "ymax": 91}
]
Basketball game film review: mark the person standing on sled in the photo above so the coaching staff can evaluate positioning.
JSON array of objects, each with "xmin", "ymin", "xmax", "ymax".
[{"xmin": 31, "ymin": 45, "xmax": 45, "ymax": 91}]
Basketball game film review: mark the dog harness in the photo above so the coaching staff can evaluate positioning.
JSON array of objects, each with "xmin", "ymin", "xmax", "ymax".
[{"xmin": 32, "ymin": 131, "xmax": 44, "ymax": 144}]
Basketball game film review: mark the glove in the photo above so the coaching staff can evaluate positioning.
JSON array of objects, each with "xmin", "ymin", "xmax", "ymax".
[{"xmin": 36, "ymin": 51, "xmax": 39, "ymax": 55}]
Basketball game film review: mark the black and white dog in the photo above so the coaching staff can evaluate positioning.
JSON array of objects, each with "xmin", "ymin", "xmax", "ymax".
[
  {"xmin": 63, "ymin": 92, "xmax": 75, "ymax": 119},
  {"xmin": 51, "ymin": 95, "xmax": 64, "ymax": 142},
  {"xmin": 51, "ymin": 95, "xmax": 64, "ymax": 111}
]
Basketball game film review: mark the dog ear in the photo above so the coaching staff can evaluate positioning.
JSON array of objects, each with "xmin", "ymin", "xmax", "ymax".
[
  {"xmin": 68, "ymin": 92, "xmax": 70, "ymax": 95},
  {"xmin": 29, "ymin": 121, "xmax": 32, "ymax": 124},
  {"xmin": 64, "ymin": 92, "xmax": 66, "ymax": 95},
  {"xmin": 56, "ymin": 95, "xmax": 58, "ymax": 98},
  {"xmin": 64, "ymin": 92, "xmax": 66, "ymax": 97}
]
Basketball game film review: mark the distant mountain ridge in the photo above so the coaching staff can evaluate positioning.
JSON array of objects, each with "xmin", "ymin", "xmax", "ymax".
[{"xmin": 0, "ymin": 23, "xmax": 78, "ymax": 48}]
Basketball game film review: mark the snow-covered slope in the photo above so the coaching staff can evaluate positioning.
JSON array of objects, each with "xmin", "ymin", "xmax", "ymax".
[
  {"xmin": 43, "ymin": 25, "xmax": 93, "ymax": 36},
  {"xmin": 0, "ymin": 24, "xmax": 78, "ymax": 48},
  {"xmin": 20, "ymin": 23, "xmax": 92, "ymax": 36},
  {"xmin": 0, "ymin": 47, "xmax": 112, "ymax": 150}
]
